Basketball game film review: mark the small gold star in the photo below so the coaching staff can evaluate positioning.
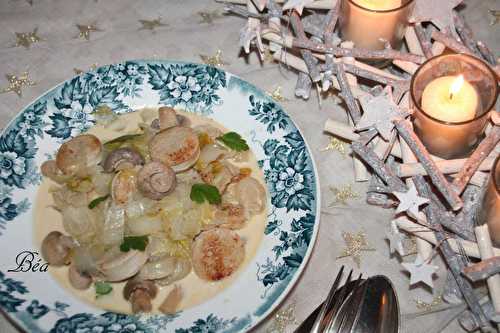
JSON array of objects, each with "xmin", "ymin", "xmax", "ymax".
[
  {"xmin": 337, "ymin": 231, "xmax": 375, "ymax": 268},
  {"xmin": 414, "ymin": 295, "xmax": 443, "ymax": 312},
  {"xmin": 266, "ymin": 302, "xmax": 298, "ymax": 333},
  {"xmin": 15, "ymin": 28, "xmax": 41, "ymax": 48},
  {"xmin": 266, "ymin": 86, "xmax": 288, "ymax": 102},
  {"xmin": 198, "ymin": 10, "xmax": 223, "ymax": 24},
  {"xmin": 320, "ymin": 137, "xmax": 347, "ymax": 155},
  {"xmin": 1, "ymin": 72, "xmax": 36, "ymax": 97},
  {"xmin": 139, "ymin": 17, "xmax": 167, "ymax": 31},
  {"xmin": 76, "ymin": 23, "xmax": 101, "ymax": 41},
  {"xmin": 329, "ymin": 184, "xmax": 358, "ymax": 206},
  {"xmin": 200, "ymin": 50, "xmax": 228, "ymax": 67},
  {"xmin": 490, "ymin": 10, "xmax": 500, "ymax": 25},
  {"xmin": 74, "ymin": 63, "xmax": 98, "ymax": 75},
  {"xmin": 262, "ymin": 48, "xmax": 275, "ymax": 63}
]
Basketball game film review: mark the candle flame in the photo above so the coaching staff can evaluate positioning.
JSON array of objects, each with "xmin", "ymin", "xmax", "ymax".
[{"xmin": 449, "ymin": 75, "xmax": 464, "ymax": 100}]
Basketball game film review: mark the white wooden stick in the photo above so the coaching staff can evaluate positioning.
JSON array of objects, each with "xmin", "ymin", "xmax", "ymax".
[
  {"xmin": 431, "ymin": 41, "xmax": 446, "ymax": 56},
  {"xmin": 324, "ymin": 118, "xmax": 359, "ymax": 141},
  {"xmin": 475, "ymin": 224, "xmax": 500, "ymax": 328},
  {"xmin": 405, "ymin": 26, "xmax": 425, "ymax": 56},
  {"xmin": 393, "ymin": 60, "xmax": 419, "ymax": 74}
]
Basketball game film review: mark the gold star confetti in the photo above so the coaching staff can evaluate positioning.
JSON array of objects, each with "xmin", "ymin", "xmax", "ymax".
[
  {"xmin": 76, "ymin": 23, "xmax": 101, "ymax": 41},
  {"xmin": 15, "ymin": 28, "xmax": 41, "ymax": 48},
  {"xmin": 1, "ymin": 72, "xmax": 36, "ymax": 97},
  {"xmin": 266, "ymin": 302, "xmax": 298, "ymax": 333},
  {"xmin": 329, "ymin": 184, "xmax": 359, "ymax": 206},
  {"xmin": 320, "ymin": 137, "xmax": 347, "ymax": 155},
  {"xmin": 139, "ymin": 17, "xmax": 167, "ymax": 31},
  {"xmin": 74, "ymin": 63, "xmax": 98, "ymax": 75},
  {"xmin": 337, "ymin": 231, "xmax": 375, "ymax": 268},
  {"xmin": 200, "ymin": 50, "xmax": 228, "ymax": 67},
  {"xmin": 490, "ymin": 10, "xmax": 500, "ymax": 25},
  {"xmin": 414, "ymin": 295, "xmax": 443, "ymax": 311},
  {"xmin": 262, "ymin": 48, "xmax": 275, "ymax": 63},
  {"xmin": 266, "ymin": 86, "xmax": 288, "ymax": 102},
  {"xmin": 198, "ymin": 10, "xmax": 223, "ymax": 24}
]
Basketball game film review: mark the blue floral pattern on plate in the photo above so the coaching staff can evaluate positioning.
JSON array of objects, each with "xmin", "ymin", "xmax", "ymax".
[{"xmin": 0, "ymin": 61, "xmax": 319, "ymax": 332}]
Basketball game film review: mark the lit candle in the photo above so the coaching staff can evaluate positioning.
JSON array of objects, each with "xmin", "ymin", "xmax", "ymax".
[
  {"xmin": 478, "ymin": 155, "xmax": 500, "ymax": 247},
  {"xmin": 339, "ymin": 0, "xmax": 413, "ymax": 52},
  {"xmin": 421, "ymin": 75, "xmax": 478, "ymax": 123}
]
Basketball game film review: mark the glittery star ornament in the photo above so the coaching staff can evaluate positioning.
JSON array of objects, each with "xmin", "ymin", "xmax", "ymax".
[
  {"xmin": 490, "ymin": 10, "xmax": 500, "ymax": 25},
  {"xmin": 200, "ymin": 50, "xmax": 227, "ymax": 67},
  {"xmin": 410, "ymin": 0, "xmax": 463, "ymax": 32},
  {"xmin": 415, "ymin": 295, "xmax": 443, "ymax": 311},
  {"xmin": 139, "ymin": 18, "xmax": 167, "ymax": 31},
  {"xmin": 76, "ymin": 23, "xmax": 101, "ymax": 41},
  {"xmin": 337, "ymin": 231, "xmax": 375, "ymax": 267},
  {"xmin": 320, "ymin": 137, "xmax": 347, "ymax": 156},
  {"xmin": 266, "ymin": 86, "xmax": 288, "ymax": 102},
  {"xmin": 283, "ymin": 0, "xmax": 316, "ymax": 15},
  {"xmin": 386, "ymin": 220, "xmax": 405, "ymax": 256},
  {"xmin": 266, "ymin": 302, "xmax": 298, "ymax": 333},
  {"xmin": 402, "ymin": 255, "xmax": 439, "ymax": 288},
  {"xmin": 1, "ymin": 72, "xmax": 36, "ymax": 97},
  {"xmin": 198, "ymin": 10, "xmax": 223, "ymax": 24},
  {"xmin": 393, "ymin": 183, "xmax": 429, "ymax": 219},
  {"xmin": 356, "ymin": 87, "xmax": 401, "ymax": 141},
  {"xmin": 15, "ymin": 28, "xmax": 41, "ymax": 48},
  {"xmin": 329, "ymin": 184, "xmax": 358, "ymax": 205}
]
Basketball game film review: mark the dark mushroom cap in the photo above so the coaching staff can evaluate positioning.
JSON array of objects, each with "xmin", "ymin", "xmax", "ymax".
[
  {"xmin": 137, "ymin": 161, "xmax": 176, "ymax": 200},
  {"xmin": 41, "ymin": 231, "xmax": 74, "ymax": 266},
  {"xmin": 123, "ymin": 279, "xmax": 158, "ymax": 300},
  {"xmin": 103, "ymin": 147, "xmax": 144, "ymax": 173}
]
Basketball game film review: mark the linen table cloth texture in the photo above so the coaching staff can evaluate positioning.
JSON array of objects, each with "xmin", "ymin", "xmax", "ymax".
[{"xmin": 0, "ymin": 0, "xmax": 498, "ymax": 332}]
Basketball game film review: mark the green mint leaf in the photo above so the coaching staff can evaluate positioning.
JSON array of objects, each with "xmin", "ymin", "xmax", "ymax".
[
  {"xmin": 88, "ymin": 195, "xmax": 109, "ymax": 209},
  {"xmin": 120, "ymin": 235, "xmax": 149, "ymax": 252},
  {"xmin": 216, "ymin": 132, "xmax": 249, "ymax": 152},
  {"xmin": 95, "ymin": 282, "xmax": 112, "ymax": 298},
  {"xmin": 190, "ymin": 184, "xmax": 221, "ymax": 205}
]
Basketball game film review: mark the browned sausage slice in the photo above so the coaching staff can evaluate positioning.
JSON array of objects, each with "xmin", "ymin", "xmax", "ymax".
[{"xmin": 149, "ymin": 127, "xmax": 200, "ymax": 172}]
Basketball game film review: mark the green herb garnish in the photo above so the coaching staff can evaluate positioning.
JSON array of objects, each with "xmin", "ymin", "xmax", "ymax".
[
  {"xmin": 95, "ymin": 281, "xmax": 113, "ymax": 298},
  {"xmin": 120, "ymin": 235, "xmax": 149, "ymax": 252},
  {"xmin": 216, "ymin": 132, "xmax": 249, "ymax": 152},
  {"xmin": 88, "ymin": 195, "xmax": 109, "ymax": 209},
  {"xmin": 190, "ymin": 183, "xmax": 221, "ymax": 204},
  {"xmin": 104, "ymin": 133, "xmax": 143, "ymax": 147}
]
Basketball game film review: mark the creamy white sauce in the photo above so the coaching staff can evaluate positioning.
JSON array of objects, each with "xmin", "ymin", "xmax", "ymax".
[{"xmin": 34, "ymin": 108, "xmax": 268, "ymax": 314}]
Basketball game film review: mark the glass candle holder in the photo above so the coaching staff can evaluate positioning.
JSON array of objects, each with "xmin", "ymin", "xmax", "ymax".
[
  {"xmin": 477, "ymin": 155, "xmax": 500, "ymax": 247},
  {"xmin": 411, "ymin": 54, "xmax": 498, "ymax": 159},
  {"xmin": 339, "ymin": 0, "xmax": 415, "ymax": 52}
]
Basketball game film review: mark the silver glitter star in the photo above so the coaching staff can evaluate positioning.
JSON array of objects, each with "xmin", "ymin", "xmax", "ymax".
[
  {"xmin": 402, "ymin": 255, "xmax": 439, "ymax": 288},
  {"xmin": 386, "ymin": 220, "xmax": 405, "ymax": 256},
  {"xmin": 393, "ymin": 184, "xmax": 429, "ymax": 219}
]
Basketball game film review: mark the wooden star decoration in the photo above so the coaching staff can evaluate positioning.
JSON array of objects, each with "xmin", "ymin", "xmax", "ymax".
[
  {"xmin": 15, "ymin": 28, "xmax": 41, "ymax": 49},
  {"xmin": 320, "ymin": 137, "xmax": 347, "ymax": 156},
  {"xmin": 198, "ymin": 10, "xmax": 223, "ymax": 24},
  {"xmin": 410, "ymin": 0, "xmax": 463, "ymax": 32},
  {"xmin": 402, "ymin": 255, "xmax": 439, "ymax": 288},
  {"xmin": 76, "ymin": 23, "xmax": 101, "ymax": 41},
  {"xmin": 139, "ymin": 18, "xmax": 167, "ymax": 31},
  {"xmin": 200, "ymin": 50, "xmax": 228, "ymax": 67},
  {"xmin": 239, "ymin": 21, "xmax": 263, "ymax": 53},
  {"xmin": 1, "ymin": 72, "xmax": 36, "ymax": 97},
  {"xmin": 329, "ymin": 184, "xmax": 358, "ymax": 205},
  {"xmin": 386, "ymin": 220, "xmax": 405, "ymax": 256},
  {"xmin": 266, "ymin": 86, "xmax": 288, "ymax": 102},
  {"xmin": 283, "ymin": 0, "xmax": 315, "ymax": 15},
  {"xmin": 356, "ymin": 87, "xmax": 402, "ymax": 141},
  {"xmin": 337, "ymin": 231, "xmax": 375, "ymax": 268},
  {"xmin": 393, "ymin": 183, "xmax": 429, "ymax": 219},
  {"xmin": 490, "ymin": 10, "xmax": 500, "ymax": 25},
  {"xmin": 266, "ymin": 302, "xmax": 298, "ymax": 333}
]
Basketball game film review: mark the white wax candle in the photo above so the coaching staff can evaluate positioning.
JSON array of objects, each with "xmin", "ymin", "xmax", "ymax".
[
  {"xmin": 352, "ymin": 0, "xmax": 402, "ymax": 10},
  {"xmin": 421, "ymin": 75, "xmax": 478, "ymax": 123}
]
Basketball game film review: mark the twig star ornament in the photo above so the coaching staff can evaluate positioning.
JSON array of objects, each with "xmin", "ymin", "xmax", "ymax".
[
  {"xmin": 337, "ymin": 231, "xmax": 375, "ymax": 267},
  {"xmin": 76, "ymin": 23, "xmax": 101, "ymax": 41},
  {"xmin": 393, "ymin": 183, "xmax": 429, "ymax": 219},
  {"xmin": 139, "ymin": 18, "xmax": 167, "ymax": 31},
  {"xmin": 200, "ymin": 50, "xmax": 228, "ymax": 67},
  {"xmin": 386, "ymin": 220, "xmax": 405, "ymax": 256},
  {"xmin": 282, "ymin": 0, "xmax": 316, "ymax": 16},
  {"xmin": 410, "ymin": 0, "xmax": 464, "ymax": 32},
  {"xmin": 266, "ymin": 302, "xmax": 298, "ymax": 333},
  {"xmin": 15, "ymin": 28, "xmax": 41, "ymax": 49},
  {"xmin": 1, "ymin": 72, "xmax": 36, "ymax": 97},
  {"xmin": 402, "ymin": 255, "xmax": 439, "ymax": 288}
]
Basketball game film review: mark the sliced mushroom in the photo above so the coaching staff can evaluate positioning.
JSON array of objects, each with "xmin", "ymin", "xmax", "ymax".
[
  {"xmin": 137, "ymin": 162, "xmax": 176, "ymax": 200},
  {"xmin": 192, "ymin": 228, "xmax": 245, "ymax": 281},
  {"xmin": 159, "ymin": 285, "xmax": 183, "ymax": 314},
  {"xmin": 149, "ymin": 126, "xmax": 200, "ymax": 172},
  {"xmin": 56, "ymin": 134, "xmax": 102, "ymax": 176},
  {"xmin": 98, "ymin": 249, "xmax": 148, "ymax": 282},
  {"xmin": 212, "ymin": 203, "xmax": 246, "ymax": 230},
  {"xmin": 111, "ymin": 169, "xmax": 137, "ymax": 205},
  {"xmin": 137, "ymin": 255, "xmax": 191, "ymax": 284},
  {"xmin": 225, "ymin": 177, "xmax": 266, "ymax": 216},
  {"xmin": 123, "ymin": 279, "xmax": 158, "ymax": 313},
  {"xmin": 40, "ymin": 160, "xmax": 71, "ymax": 184},
  {"xmin": 158, "ymin": 106, "xmax": 179, "ymax": 130},
  {"xmin": 41, "ymin": 231, "xmax": 75, "ymax": 266},
  {"xmin": 68, "ymin": 263, "xmax": 92, "ymax": 290},
  {"xmin": 102, "ymin": 147, "xmax": 144, "ymax": 173}
]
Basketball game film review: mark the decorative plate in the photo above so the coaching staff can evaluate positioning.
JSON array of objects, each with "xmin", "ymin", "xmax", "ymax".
[{"xmin": 0, "ymin": 60, "xmax": 319, "ymax": 332}]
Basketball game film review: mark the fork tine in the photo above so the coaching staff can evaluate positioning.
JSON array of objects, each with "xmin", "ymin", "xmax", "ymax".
[
  {"xmin": 337, "ymin": 279, "xmax": 369, "ymax": 333},
  {"xmin": 325, "ymin": 272, "xmax": 362, "ymax": 333},
  {"xmin": 310, "ymin": 265, "xmax": 345, "ymax": 333}
]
